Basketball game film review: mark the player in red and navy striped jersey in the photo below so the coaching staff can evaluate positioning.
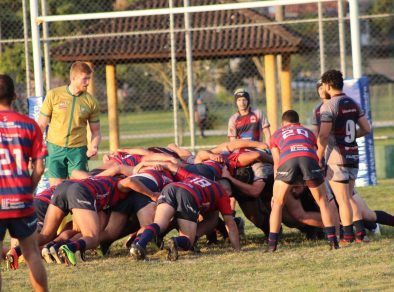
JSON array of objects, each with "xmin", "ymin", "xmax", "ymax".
[
  {"xmin": 268, "ymin": 110, "xmax": 339, "ymax": 252},
  {"xmin": 130, "ymin": 163, "xmax": 240, "ymax": 261},
  {"xmin": 0, "ymin": 74, "xmax": 48, "ymax": 290},
  {"xmin": 228, "ymin": 89, "xmax": 271, "ymax": 144},
  {"xmin": 37, "ymin": 174, "xmax": 157, "ymax": 266}
]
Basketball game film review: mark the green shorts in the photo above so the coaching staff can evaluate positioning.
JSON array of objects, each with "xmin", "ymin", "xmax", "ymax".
[{"xmin": 46, "ymin": 142, "xmax": 88, "ymax": 179}]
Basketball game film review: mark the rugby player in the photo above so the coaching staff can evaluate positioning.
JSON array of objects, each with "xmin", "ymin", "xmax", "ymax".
[
  {"xmin": 130, "ymin": 162, "xmax": 240, "ymax": 261},
  {"xmin": 268, "ymin": 110, "xmax": 339, "ymax": 251},
  {"xmin": 0, "ymin": 74, "xmax": 48, "ymax": 291},
  {"xmin": 317, "ymin": 69, "xmax": 371, "ymax": 243}
]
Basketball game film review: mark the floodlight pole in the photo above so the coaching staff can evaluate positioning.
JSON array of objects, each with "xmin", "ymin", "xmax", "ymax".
[
  {"xmin": 22, "ymin": 0, "xmax": 31, "ymax": 97},
  {"xmin": 338, "ymin": 0, "xmax": 346, "ymax": 77},
  {"xmin": 318, "ymin": 0, "xmax": 325, "ymax": 74},
  {"xmin": 348, "ymin": 0, "xmax": 362, "ymax": 78},
  {"xmin": 30, "ymin": 0, "xmax": 44, "ymax": 97}
]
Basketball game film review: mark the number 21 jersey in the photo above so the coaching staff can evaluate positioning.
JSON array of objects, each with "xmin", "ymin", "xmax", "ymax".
[{"xmin": 0, "ymin": 110, "xmax": 45, "ymax": 219}]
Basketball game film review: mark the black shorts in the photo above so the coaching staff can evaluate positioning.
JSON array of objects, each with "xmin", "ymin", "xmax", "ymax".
[
  {"xmin": 184, "ymin": 164, "xmax": 217, "ymax": 181},
  {"xmin": 276, "ymin": 157, "xmax": 324, "ymax": 186},
  {"xmin": 51, "ymin": 181, "xmax": 96, "ymax": 214},
  {"xmin": 112, "ymin": 177, "xmax": 156, "ymax": 215},
  {"xmin": 33, "ymin": 198, "xmax": 49, "ymax": 232},
  {"xmin": 0, "ymin": 214, "xmax": 38, "ymax": 240},
  {"xmin": 158, "ymin": 184, "xmax": 200, "ymax": 222}
]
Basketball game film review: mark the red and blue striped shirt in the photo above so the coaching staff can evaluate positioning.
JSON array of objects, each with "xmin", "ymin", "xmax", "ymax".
[{"xmin": 0, "ymin": 110, "xmax": 46, "ymax": 219}]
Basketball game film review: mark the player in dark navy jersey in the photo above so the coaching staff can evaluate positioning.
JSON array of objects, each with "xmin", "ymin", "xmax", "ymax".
[
  {"xmin": 268, "ymin": 110, "xmax": 339, "ymax": 252},
  {"xmin": 0, "ymin": 74, "xmax": 48, "ymax": 290},
  {"xmin": 130, "ymin": 162, "xmax": 240, "ymax": 261},
  {"xmin": 317, "ymin": 70, "xmax": 371, "ymax": 244}
]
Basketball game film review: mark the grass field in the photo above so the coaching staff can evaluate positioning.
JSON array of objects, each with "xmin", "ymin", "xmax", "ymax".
[{"xmin": 3, "ymin": 180, "xmax": 394, "ymax": 291}]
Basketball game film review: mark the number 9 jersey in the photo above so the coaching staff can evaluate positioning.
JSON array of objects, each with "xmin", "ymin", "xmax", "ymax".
[
  {"xmin": 319, "ymin": 94, "xmax": 364, "ymax": 167},
  {"xmin": 0, "ymin": 110, "xmax": 46, "ymax": 219}
]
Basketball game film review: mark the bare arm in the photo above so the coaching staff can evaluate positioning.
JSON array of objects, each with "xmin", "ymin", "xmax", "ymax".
[
  {"xmin": 263, "ymin": 127, "xmax": 271, "ymax": 145},
  {"xmin": 223, "ymin": 215, "xmax": 241, "ymax": 251},
  {"xmin": 222, "ymin": 166, "xmax": 264, "ymax": 198},
  {"xmin": 284, "ymin": 194, "xmax": 324, "ymax": 227},
  {"xmin": 271, "ymin": 147, "xmax": 280, "ymax": 175},
  {"xmin": 311, "ymin": 125, "xmax": 319, "ymax": 137},
  {"xmin": 356, "ymin": 116, "xmax": 371, "ymax": 138},
  {"xmin": 118, "ymin": 177, "xmax": 160, "ymax": 202},
  {"xmin": 31, "ymin": 158, "xmax": 45, "ymax": 190},
  {"xmin": 87, "ymin": 122, "xmax": 102, "ymax": 158},
  {"xmin": 317, "ymin": 122, "xmax": 332, "ymax": 164},
  {"xmin": 37, "ymin": 115, "xmax": 50, "ymax": 135},
  {"xmin": 117, "ymin": 148, "xmax": 151, "ymax": 156},
  {"xmin": 95, "ymin": 164, "xmax": 134, "ymax": 177}
]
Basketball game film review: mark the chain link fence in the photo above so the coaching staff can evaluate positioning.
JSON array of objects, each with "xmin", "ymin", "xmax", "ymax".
[{"xmin": 1, "ymin": 0, "xmax": 393, "ymax": 151}]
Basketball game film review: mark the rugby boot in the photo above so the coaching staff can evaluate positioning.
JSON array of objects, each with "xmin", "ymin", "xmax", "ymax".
[
  {"xmin": 58, "ymin": 245, "xmax": 77, "ymax": 266},
  {"xmin": 167, "ymin": 237, "xmax": 179, "ymax": 261},
  {"xmin": 5, "ymin": 248, "xmax": 19, "ymax": 270},
  {"xmin": 41, "ymin": 247, "xmax": 55, "ymax": 264},
  {"xmin": 355, "ymin": 235, "xmax": 371, "ymax": 244},
  {"xmin": 49, "ymin": 245, "xmax": 64, "ymax": 264},
  {"xmin": 129, "ymin": 243, "xmax": 146, "ymax": 261}
]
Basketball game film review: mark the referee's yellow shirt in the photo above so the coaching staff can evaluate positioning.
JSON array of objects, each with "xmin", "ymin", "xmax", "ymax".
[{"xmin": 40, "ymin": 85, "xmax": 100, "ymax": 148}]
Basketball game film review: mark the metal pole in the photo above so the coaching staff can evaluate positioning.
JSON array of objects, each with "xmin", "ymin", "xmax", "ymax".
[
  {"xmin": 348, "ymin": 0, "xmax": 362, "ymax": 78},
  {"xmin": 183, "ymin": 0, "xmax": 196, "ymax": 150},
  {"xmin": 29, "ymin": 0, "xmax": 44, "ymax": 97},
  {"xmin": 169, "ymin": 0, "xmax": 179, "ymax": 145},
  {"xmin": 318, "ymin": 0, "xmax": 325, "ymax": 75},
  {"xmin": 41, "ymin": 0, "xmax": 51, "ymax": 91},
  {"xmin": 22, "ymin": 0, "xmax": 31, "ymax": 97},
  {"xmin": 275, "ymin": 5, "xmax": 283, "ymax": 112},
  {"xmin": 338, "ymin": 0, "xmax": 346, "ymax": 76}
]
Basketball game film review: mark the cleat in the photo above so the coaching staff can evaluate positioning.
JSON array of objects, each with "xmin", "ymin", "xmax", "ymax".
[
  {"xmin": 166, "ymin": 238, "xmax": 179, "ymax": 261},
  {"xmin": 96, "ymin": 241, "xmax": 111, "ymax": 257},
  {"xmin": 41, "ymin": 247, "xmax": 55, "ymax": 264},
  {"xmin": 370, "ymin": 224, "xmax": 381, "ymax": 237},
  {"xmin": 329, "ymin": 241, "xmax": 340, "ymax": 250},
  {"xmin": 75, "ymin": 250, "xmax": 86, "ymax": 262},
  {"xmin": 49, "ymin": 246, "xmax": 63, "ymax": 264},
  {"xmin": 125, "ymin": 234, "xmax": 136, "ymax": 249},
  {"xmin": 265, "ymin": 245, "xmax": 277, "ymax": 253},
  {"xmin": 129, "ymin": 243, "xmax": 146, "ymax": 261},
  {"xmin": 58, "ymin": 245, "xmax": 77, "ymax": 266},
  {"xmin": 339, "ymin": 239, "xmax": 354, "ymax": 247},
  {"xmin": 355, "ymin": 235, "xmax": 371, "ymax": 244},
  {"xmin": 155, "ymin": 236, "xmax": 164, "ymax": 250},
  {"xmin": 6, "ymin": 248, "xmax": 19, "ymax": 270}
]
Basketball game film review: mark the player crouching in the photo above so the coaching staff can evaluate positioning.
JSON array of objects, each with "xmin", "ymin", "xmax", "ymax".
[{"xmin": 129, "ymin": 162, "xmax": 241, "ymax": 261}]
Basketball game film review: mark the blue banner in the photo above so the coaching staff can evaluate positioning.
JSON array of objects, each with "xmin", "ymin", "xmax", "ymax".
[
  {"xmin": 28, "ymin": 96, "xmax": 50, "ymax": 194},
  {"xmin": 343, "ymin": 77, "xmax": 377, "ymax": 186}
]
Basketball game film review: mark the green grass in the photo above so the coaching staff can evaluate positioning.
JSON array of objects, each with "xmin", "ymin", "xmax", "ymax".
[{"xmin": 3, "ymin": 180, "xmax": 394, "ymax": 291}]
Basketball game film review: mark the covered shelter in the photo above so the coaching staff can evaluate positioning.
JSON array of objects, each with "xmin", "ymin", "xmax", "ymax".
[{"xmin": 51, "ymin": 0, "xmax": 314, "ymax": 150}]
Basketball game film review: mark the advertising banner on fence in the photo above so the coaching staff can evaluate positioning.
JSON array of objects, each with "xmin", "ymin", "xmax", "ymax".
[
  {"xmin": 343, "ymin": 77, "xmax": 377, "ymax": 186},
  {"xmin": 28, "ymin": 96, "xmax": 50, "ymax": 194}
]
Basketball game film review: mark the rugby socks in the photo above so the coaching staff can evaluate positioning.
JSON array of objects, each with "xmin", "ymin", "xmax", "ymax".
[
  {"xmin": 353, "ymin": 220, "xmax": 366, "ymax": 241},
  {"xmin": 268, "ymin": 232, "xmax": 279, "ymax": 251},
  {"xmin": 13, "ymin": 246, "xmax": 22, "ymax": 257},
  {"xmin": 173, "ymin": 236, "xmax": 191, "ymax": 251},
  {"xmin": 67, "ymin": 239, "xmax": 87, "ymax": 253},
  {"xmin": 342, "ymin": 225, "xmax": 355, "ymax": 242},
  {"xmin": 324, "ymin": 226, "xmax": 339, "ymax": 249},
  {"xmin": 363, "ymin": 220, "xmax": 377, "ymax": 231},
  {"xmin": 133, "ymin": 233, "xmax": 142, "ymax": 244},
  {"xmin": 375, "ymin": 210, "xmax": 394, "ymax": 226},
  {"xmin": 136, "ymin": 223, "xmax": 160, "ymax": 249}
]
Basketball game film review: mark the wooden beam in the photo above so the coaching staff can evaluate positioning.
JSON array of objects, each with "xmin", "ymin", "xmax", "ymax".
[
  {"xmin": 281, "ymin": 54, "xmax": 292, "ymax": 113},
  {"xmin": 264, "ymin": 54, "xmax": 278, "ymax": 131},
  {"xmin": 106, "ymin": 64, "xmax": 119, "ymax": 152}
]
